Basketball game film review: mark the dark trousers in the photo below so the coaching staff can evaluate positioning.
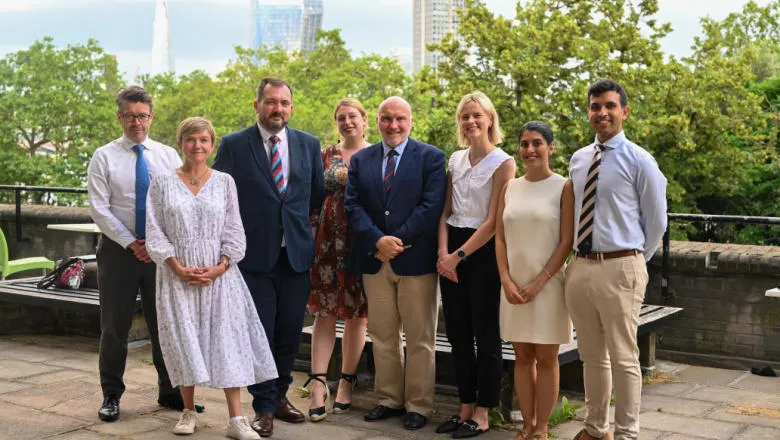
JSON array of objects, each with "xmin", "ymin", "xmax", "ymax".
[
  {"xmin": 97, "ymin": 236, "xmax": 175, "ymax": 400},
  {"xmin": 439, "ymin": 226, "xmax": 502, "ymax": 408},
  {"xmin": 242, "ymin": 248, "xmax": 311, "ymax": 414}
]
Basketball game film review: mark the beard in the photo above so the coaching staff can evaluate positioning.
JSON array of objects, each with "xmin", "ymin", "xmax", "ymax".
[{"xmin": 260, "ymin": 113, "xmax": 288, "ymax": 132}]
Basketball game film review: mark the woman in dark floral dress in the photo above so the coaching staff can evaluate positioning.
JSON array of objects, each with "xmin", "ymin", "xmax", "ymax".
[{"xmin": 306, "ymin": 98, "xmax": 369, "ymax": 422}]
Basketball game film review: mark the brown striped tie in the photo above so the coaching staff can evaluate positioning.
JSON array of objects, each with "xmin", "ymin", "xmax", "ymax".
[{"xmin": 577, "ymin": 144, "xmax": 605, "ymax": 253}]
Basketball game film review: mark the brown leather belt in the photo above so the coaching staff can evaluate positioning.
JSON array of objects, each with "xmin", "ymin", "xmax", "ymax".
[{"xmin": 575, "ymin": 249, "xmax": 639, "ymax": 261}]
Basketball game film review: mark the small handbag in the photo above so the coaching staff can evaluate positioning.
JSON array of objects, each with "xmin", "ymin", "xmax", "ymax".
[{"xmin": 36, "ymin": 257, "xmax": 86, "ymax": 290}]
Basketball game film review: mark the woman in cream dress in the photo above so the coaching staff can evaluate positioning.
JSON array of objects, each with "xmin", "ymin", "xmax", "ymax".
[{"xmin": 495, "ymin": 121, "xmax": 574, "ymax": 440}]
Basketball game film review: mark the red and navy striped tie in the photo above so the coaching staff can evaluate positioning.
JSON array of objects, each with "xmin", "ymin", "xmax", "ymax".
[
  {"xmin": 269, "ymin": 135, "xmax": 286, "ymax": 198},
  {"xmin": 384, "ymin": 149, "xmax": 398, "ymax": 193}
]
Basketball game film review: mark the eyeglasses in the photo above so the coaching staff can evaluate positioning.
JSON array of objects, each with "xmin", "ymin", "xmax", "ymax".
[{"xmin": 121, "ymin": 113, "xmax": 152, "ymax": 122}]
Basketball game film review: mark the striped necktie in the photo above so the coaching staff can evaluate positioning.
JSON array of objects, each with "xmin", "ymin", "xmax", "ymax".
[
  {"xmin": 269, "ymin": 135, "xmax": 286, "ymax": 197},
  {"xmin": 576, "ymin": 144, "xmax": 606, "ymax": 253},
  {"xmin": 132, "ymin": 144, "xmax": 150, "ymax": 239},
  {"xmin": 384, "ymin": 149, "xmax": 398, "ymax": 193}
]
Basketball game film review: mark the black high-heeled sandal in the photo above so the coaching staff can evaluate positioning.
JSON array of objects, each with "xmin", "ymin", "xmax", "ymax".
[
  {"xmin": 303, "ymin": 373, "xmax": 330, "ymax": 422},
  {"xmin": 332, "ymin": 372, "xmax": 358, "ymax": 414}
]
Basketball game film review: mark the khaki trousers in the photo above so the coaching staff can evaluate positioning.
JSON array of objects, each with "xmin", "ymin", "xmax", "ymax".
[
  {"xmin": 363, "ymin": 262, "xmax": 438, "ymax": 416},
  {"xmin": 564, "ymin": 254, "xmax": 648, "ymax": 440}
]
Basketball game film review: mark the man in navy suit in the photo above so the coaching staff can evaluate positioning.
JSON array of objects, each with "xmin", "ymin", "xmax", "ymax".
[
  {"xmin": 213, "ymin": 77, "xmax": 325, "ymax": 438},
  {"xmin": 345, "ymin": 96, "xmax": 446, "ymax": 430}
]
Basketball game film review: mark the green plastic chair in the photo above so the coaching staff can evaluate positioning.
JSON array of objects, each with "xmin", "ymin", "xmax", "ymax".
[{"xmin": 1, "ymin": 227, "xmax": 55, "ymax": 280}]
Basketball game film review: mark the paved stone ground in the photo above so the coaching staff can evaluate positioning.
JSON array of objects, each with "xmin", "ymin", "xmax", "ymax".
[{"xmin": 0, "ymin": 334, "xmax": 778, "ymax": 439}]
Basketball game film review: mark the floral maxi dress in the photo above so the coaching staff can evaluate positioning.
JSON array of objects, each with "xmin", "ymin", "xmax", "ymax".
[
  {"xmin": 145, "ymin": 170, "xmax": 278, "ymax": 388},
  {"xmin": 308, "ymin": 144, "xmax": 367, "ymax": 319}
]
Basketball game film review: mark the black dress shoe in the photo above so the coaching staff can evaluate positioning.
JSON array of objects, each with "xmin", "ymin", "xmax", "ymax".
[
  {"xmin": 364, "ymin": 405, "xmax": 406, "ymax": 421},
  {"xmin": 404, "ymin": 412, "xmax": 427, "ymax": 430},
  {"xmin": 98, "ymin": 395, "xmax": 120, "ymax": 422},
  {"xmin": 158, "ymin": 394, "xmax": 206, "ymax": 413},
  {"xmin": 436, "ymin": 414, "xmax": 462, "ymax": 433},
  {"xmin": 452, "ymin": 419, "xmax": 488, "ymax": 438}
]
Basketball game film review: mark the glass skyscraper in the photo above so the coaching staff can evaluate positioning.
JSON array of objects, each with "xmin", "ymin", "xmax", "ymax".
[
  {"xmin": 251, "ymin": 0, "xmax": 323, "ymax": 53},
  {"xmin": 413, "ymin": 0, "xmax": 465, "ymax": 72}
]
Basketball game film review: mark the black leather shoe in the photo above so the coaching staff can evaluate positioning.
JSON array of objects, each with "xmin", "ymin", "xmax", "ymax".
[
  {"xmin": 158, "ymin": 394, "xmax": 206, "ymax": 413},
  {"xmin": 404, "ymin": 412, "xmax": 427, "ymax": 430},
  {"xmin": 452, "ymin": 419, "xmax": 488, "ymax": 438},
  {"xmin": 364, "ymin": 405, "xmax": 406, "ymax": 421},
  {"xmin": 436, "ymin": 414, "xmax": 462, "ymax": 433},
  {"xmin": 98, "ymin": 395, "xmax": 120, "ymax": 422}
]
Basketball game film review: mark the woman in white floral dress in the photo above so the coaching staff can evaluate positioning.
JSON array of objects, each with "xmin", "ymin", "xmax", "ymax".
[{"xmin": 146, "ymin": 117, "xmax": 277, "ymax": 440}]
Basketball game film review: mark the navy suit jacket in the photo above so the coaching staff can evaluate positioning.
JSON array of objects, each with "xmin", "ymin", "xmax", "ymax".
[
  {"xmin": 213, "ymin": 124, "xmax": 325, "ymax": 274},
  {"xmin": 345, "ymin": 138, "xmax": 446, "ymax": 276}
]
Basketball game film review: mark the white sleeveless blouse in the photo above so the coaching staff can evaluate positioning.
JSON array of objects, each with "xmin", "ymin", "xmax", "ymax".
[{"xmin": 447, "ymin": 147, "xmax": 514, "ymax": 229}]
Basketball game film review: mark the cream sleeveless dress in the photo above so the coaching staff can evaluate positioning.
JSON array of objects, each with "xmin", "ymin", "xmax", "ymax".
[{"xmin": 499, "ymin": 174, "xmax": 573, "ymax": 344}]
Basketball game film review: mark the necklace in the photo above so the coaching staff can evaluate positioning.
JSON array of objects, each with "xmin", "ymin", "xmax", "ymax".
[{"xmin": 180, "ymin": 167, "xmax": 210, "ymax": 186}]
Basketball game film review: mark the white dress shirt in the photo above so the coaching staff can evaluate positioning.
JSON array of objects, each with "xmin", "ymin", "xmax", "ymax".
[
  {"xmin": 447, "ymin": 147, "xmax": 514, "ymax": 229},
  {"xmin": 258, "ymin": 123, "xmax": 290, "ymax": 183},
  {"xmin": 569, "ymin": 131, "xmax": 668, "ymax": 261},
  {"xmin": 87, "ymin": 136, "xmax": 182, "ymax": 248}
]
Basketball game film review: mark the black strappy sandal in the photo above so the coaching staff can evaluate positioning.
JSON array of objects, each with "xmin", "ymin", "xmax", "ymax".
[
  {"xmin": 332, "ymin": 372, "xmax": 358, "ymax": 414},
  {"xmin": 303, "ymin": 373, "xmax": 330, "ymax": 422}
]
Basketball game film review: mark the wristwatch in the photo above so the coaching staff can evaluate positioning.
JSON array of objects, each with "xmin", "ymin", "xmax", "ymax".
[
  {"xmin": 456, "ymin": 248, "xmax": 467, "ymax": 260},
  {"xmin": 221, "ymin": 257, "xmax": 230, "ymax": 271}
]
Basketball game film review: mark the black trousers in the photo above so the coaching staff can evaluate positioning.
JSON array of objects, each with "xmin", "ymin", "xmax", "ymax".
[
  {"xmin": 242, "ymin": 248, "xmax": 311, "ymax": 414},
  {"xmin": 439, "ymin": 226, "xmax": 502, "ymax": 408},
  {"xmin": 97, "ymin": 236, "xmax": 175, "ymax": 400}
]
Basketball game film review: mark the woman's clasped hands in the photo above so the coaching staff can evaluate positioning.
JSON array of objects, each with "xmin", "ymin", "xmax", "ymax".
[{"xmin": 168, "ymin": 259, "xmax": 227, "ymax": 287}]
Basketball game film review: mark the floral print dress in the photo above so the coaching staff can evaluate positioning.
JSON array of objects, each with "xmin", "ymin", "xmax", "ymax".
[{"xmin": 308, "ymin": 144, "xmax": 367, "ymax": 319}]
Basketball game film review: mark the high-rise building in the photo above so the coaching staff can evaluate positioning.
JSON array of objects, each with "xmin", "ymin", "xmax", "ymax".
[
  {"xmin": 413, "ymin": 0, "xmax": 465, "ymax": 73},
  {"xmin": 151, "ymin": 0, "xmax": 175, "ymax": 75},
  {"xmin": 251, "ymin": 0, "xmax": 323, "ymax": 54}
]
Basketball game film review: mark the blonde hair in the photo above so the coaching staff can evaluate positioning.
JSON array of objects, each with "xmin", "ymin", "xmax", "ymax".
[
  {"xmin": 177, "ymin": 117, "xmax": 216, "ymax": 145},
  {"xmin": 333, "ymin": 97, "xmax": 367, "ymax": 120},
  {"xmin": 455, "ymin": 91, "xmax": 504, "ymax": 147}
]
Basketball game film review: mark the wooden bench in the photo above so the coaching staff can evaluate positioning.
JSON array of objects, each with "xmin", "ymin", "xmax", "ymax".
[
  {"xmin": 300, "ymin": 303, "xmax": 683, "ymax": 417},
  {"xmin": 0, "ymin": 277, "xmax": 104, "ymax": 313}
]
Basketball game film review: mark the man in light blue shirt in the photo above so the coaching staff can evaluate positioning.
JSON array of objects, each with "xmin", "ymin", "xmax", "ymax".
[{"xmin": 565, "ymin": 79, "xmax": 667, "ymax": 440}]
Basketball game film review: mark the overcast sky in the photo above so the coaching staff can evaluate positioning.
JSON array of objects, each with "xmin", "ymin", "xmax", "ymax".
[{"xmin": 0, "ymin": 0, "xmax": 772, "ymax": 79}]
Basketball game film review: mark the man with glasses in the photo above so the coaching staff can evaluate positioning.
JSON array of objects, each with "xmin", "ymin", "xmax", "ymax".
[{"xmin": 88, "ymin": 85, "xmax": 199, "ymax": 422}]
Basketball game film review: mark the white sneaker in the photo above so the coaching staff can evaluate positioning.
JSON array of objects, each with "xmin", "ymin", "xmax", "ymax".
[
  {"xmin": 227, "ymin": 416, "xmax": 261, "ymax": 440},
  {"xmin": 173, "ymin": 409, "xmax": 198, "ymax": 435}
]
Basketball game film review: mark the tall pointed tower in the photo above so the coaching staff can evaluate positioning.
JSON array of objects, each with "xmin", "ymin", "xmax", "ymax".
[{"xmin": 151, "ymin": 0, "xmax": 175, "ymax": 75}]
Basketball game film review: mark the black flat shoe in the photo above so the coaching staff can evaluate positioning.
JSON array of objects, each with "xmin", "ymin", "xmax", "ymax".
[
  {"xmin": 158, "ymin": 394, "xmax": 205, "ymax": 413},
  {"xmin": 333, "ymin": 372, "xmax": 358, "ymax": 414},
  {"xmin": 452, "ymin": 419, "xmax": 488, "ymax": 438},
  {"xmin": 364, "ymin": 405, "xmax": 406, "ymax": 421},
  {"xmin": 436, "ymin": 414, "xmax": 462, "ymax": 433},
  {"xmin": 98, "ymin": 395, "xmax": 120, "ymax": 422},
  {"xmin": 404, "ymin": 412, "xmax": 427, "ymax": 430},
  {"xmin": 304, "ymin": 373, "xmax": 330, "ymax": 422}
]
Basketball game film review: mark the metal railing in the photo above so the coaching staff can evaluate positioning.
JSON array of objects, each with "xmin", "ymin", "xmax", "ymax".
[
  {"xmin": 0, "ymin": 185, "xmax": 88, "ymax": 241},
  {"xmin": 661, "ymin": 213, "xmax": 780, "ymax": 301}
]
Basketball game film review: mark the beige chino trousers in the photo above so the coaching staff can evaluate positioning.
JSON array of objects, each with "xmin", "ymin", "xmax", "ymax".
[
  {"xmin": 363, "ymin": 262, "xmax": 439, "ymax": 416},
  {"xmin": 564, "ymin": 253, "xmax": 648, "ymax": 440}
]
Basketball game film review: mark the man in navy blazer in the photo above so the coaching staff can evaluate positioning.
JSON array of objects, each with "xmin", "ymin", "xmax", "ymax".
[
  {"xmin": 345, "ymin": 96, "xmax": 446, "ymax": 430},
  {"xmin": 213, "ymin": 77, "xmax": 325, "ymax": 437}
]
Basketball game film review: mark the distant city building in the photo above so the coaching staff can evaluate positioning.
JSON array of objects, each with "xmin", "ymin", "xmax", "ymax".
[
  {"xmin": 413, "ymin": 0, "xmax": 465, "ymax": 73},
  {"xmin": 251, "ymin": 0, "xmax": 323, "ymax": 54},
  {"xmin": 151, "ymin": 0, "xmax": 175, "ymax": 75}
]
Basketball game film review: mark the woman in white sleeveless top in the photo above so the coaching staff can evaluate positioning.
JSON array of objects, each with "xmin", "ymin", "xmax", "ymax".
[
  {"xmin": 495, "ymin": 121, "xmax": 574, "ymax": 440},
  {"xmin": 435, "ymin": 92, "xmax": 515, "ymax": 438}
]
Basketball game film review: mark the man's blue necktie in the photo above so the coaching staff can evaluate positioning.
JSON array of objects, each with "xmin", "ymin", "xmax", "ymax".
[
  {"xmin": 384, "ymin": 149, "xmax": 398, "ymax": 194},
  {"xmin": 132, "ymin": 144, "xmax": 150, "ymax": 239}
]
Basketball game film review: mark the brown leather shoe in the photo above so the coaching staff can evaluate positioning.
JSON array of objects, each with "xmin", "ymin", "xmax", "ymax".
[
  {"xmin": 573, "ymin": 429, "xmax": 612, "ymax": 440},
  {"xmin": 275, "ymin": 396, "xmax": 305, "ymax": 423},
  {"xmin": 251, "ymin": 412, "xmax": 274, "ymax": 438}
]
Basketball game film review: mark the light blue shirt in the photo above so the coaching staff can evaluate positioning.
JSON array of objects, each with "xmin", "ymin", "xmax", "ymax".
[
  {"xmin": 569, "ymin": 131, "xmax": 668, "ymax": 261},
  {"xmin": 381, "ymin": 138, "xmax": 409, "ymax": 175}
]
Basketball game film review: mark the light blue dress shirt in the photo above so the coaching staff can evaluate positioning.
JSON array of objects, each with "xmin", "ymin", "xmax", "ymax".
[
  {"xmin": 569, "ymin": 131, "xmax": 668, "ymax": 261},
  {"xmin": 381, "ymin": 138, "xmax": 409, "ymax": 174}
]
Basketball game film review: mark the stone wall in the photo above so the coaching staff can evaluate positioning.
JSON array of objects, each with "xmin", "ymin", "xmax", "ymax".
[{"xmin": 646, "ymin": 242, "xmax": 780, "ymax": 368}]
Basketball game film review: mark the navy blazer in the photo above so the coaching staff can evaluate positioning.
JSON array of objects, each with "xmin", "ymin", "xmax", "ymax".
[
  {"xmin": 345, "ymin": 138, "xmax": 446, "ymax": 276},
  {"xmin": 213, "ymin": 124, "xmax": 325, "ymax": 274}
]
